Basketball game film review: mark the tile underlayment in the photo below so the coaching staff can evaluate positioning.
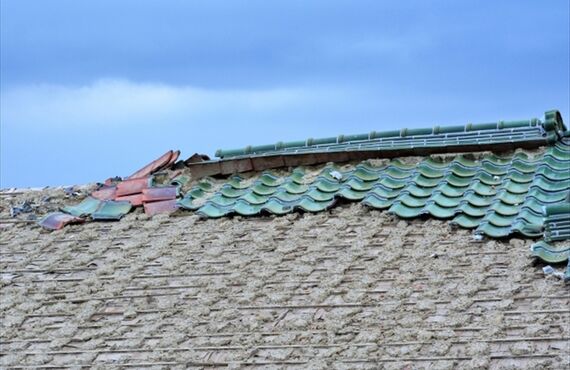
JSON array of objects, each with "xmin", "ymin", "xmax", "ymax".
[{"xmin": 1, "ymin": 197, "xmax": 569, "ymax": 369}]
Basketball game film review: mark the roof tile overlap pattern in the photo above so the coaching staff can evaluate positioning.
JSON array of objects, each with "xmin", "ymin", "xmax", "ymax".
[{"xmin": 182, "ymin": 141, "xmax": 570, "ymax": 241}]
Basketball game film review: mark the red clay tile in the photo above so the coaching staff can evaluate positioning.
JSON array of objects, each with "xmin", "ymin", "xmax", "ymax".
[
  {"xmin": 142, "ymin": 186, "xmax": 178, "ymax": 203},
  {"xmin": 144, "ymin": 199, "xmax": 178, "ymax": 216},
  {"xmin": 128, "ymin": 150, "xmax": 173, "ymax": 180},
  {"xmin": 166, "ymin": 150, "xmax": 180, "ymax": 167},
  {"xmin": 115, "ymin": 194, "xmax": 144, "ymax": 207},
  {"xmin": 116, "ymin": 177, "xmax": 150, "ymax": 197},
  {"xmin": 91, "ymin": 186, "xmax": 117, "ymax": 201},
  {"xmin": 38, "ymin": 212, "xmax": 85, "ymax": 230}
]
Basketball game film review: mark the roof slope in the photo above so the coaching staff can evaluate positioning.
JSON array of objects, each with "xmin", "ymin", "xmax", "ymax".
[{"xmin": 1, "ymin": 204, "xmax": 569, "ymax": 368}]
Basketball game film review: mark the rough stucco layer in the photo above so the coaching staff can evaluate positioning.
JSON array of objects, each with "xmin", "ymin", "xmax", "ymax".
[{"xmin": 1, "ymin": 202, "xmax": 569, "ymax": 369}]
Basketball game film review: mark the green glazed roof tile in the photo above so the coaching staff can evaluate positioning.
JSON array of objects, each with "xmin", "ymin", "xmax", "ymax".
[
  {"xmin": 227, "ymin": 176, "xmax": 249, "ymax": 189},
  {"xmin": 289, "ymin": 168, "xmax": 306, "ymax": 184},
  {"xmin": 548, "ymin": 146, "xmax": 570, "ymax": 160},
  {"xmin": 208, "ymin": 194, "xmax": 238, "ymax": 207},
  {"xmin": 424, "ymin": 202, "xmax": 458, "ymax": 219},
  {"xmin": 196, "ymin": 180, "xmax": 214, "ymax": 192},
  {"xmin": 187, "ymin": 187, "xmax": 206, "ymax": 199},
  {"xmin": 263, "ymin": 199, "xmax": 295, "ymax": 214},
  {"xmin": 463, "ymin": 192, "xmax": 494, "ymax": 207},
  {"xmin": 345, "ymin": 178, "xmax": 376, "ymax": 191},
  {"xmin": 219, "ymin": 186, "xmax": 247, "ymax": 198},
  {"xmin": 403, "ymin": 184, "xmax": 434, "ymax": 197},
  {"xmin": 459, "ymin": 203, "xmax": 489, "ymax": 217},
  {"xmin": 241, "ymin": 192, "xmax": 270, "ymax": 205},
  {"xmin": 362, "ymin": 193, "xmax": 395, "ymax": 209},
  {"xmin": 351, "ymin": 167, "xmax": 380, "ymax": 181},
  {"xmin": 297, "ymin": 197, "xmax": 336, "ymax": 213},
  {"xmin": 61, "ymin": 196, "xmax": 102, "ymax": 217},
  {"xmin": 510, "ymin": 160, "xmax": 539, "ymax": 174},
  {"xmin": 258, "ymin": 173, "xmax": 281, "ymax": 187},
  {"xmin": 417, "ymin": 165, "xmax": 445, "ymax": 179},
  {"xmin": 470, "ymin": 182, "xmax": 497, "ymax": 196},
  {"xmin": 489, "ymin": 201, "xmax": 521, "ymax": 216},
  {"xmin": 177, "ymin": 196, "xmax": 201, "ymax": 211},
  {"xmin": 476, "ymin": 222, "xmax": 511, "ymax": 238},
  {"xmin": 446, "ymin": 173, "xmax": 474, "ymax": 187},
  {"xmin": 506, "ymin": 171, "xmax": 534, "ymax": 184},
  {"xmin": 484, "ymin": 212, "xmax": 516, "ymax": 227},
  {"xmin": 413, "ymin": 174, "xmax": 442, "ymax": 188},
  {"xmin": 251, "ymin": 183, "xmax": 279, "ymax": 196},
  {"xmin": 398, "ymin": 193, "xmax": 429, "ymax": 208},
  {"xmin": 233, "ymin": 200, "xmax": 263, "ymax": 216},
  {"xmin": 451, "ymin": 214, "xmax": 482, "ymax": 229},
  {"xmin": 503, "ymin": 180, "xmax": 531, "ymax": 195},
  {"xmin": 389, "ymin": 202, "xmax": 424, "ymax": 218},
  {"xmin": 542, "ymin": 156, "xmax": 570, "ymax": 171},
  {"xmin": 516, "ymin": 208, "xmax": 544, "ymax": 225},
  {"xmin": 368, "ymin": 186, "xmax": 402, "ymax": 199},
  {"xmin": 511, "ymin": 220, "xmax": 542, "ymax": 237},
  {"xmin": 379, "ymin": 177, "xmax": 408, "ymax": 189},
  {"xmin": 532, "ymin": 177, "xmax": 570, "ymax": 192},
  {"xmin": 477, "ymin": 172, "xmax": 502, "ymax": 186},
  {"xmin": 536, "ymin": 166, "xmax": 570, "ymax": 181},
  {"xmin": 530, "ymin": 241, "xmax": 570, "ymax": 263},
  {"xmin": 282, "ymin": 181, "xmax": 309, "ymax": 194},
  {"xmin": 271, "ymin": 190, "xmax": 303, "ymax": 202},
  {"xmin": 545, "ymin": 203, "xmax": 570, "ymax": 217},
  {"xmin": 384, "ymin": 166, "xmax": 414, "ymax": 179},
  {"xmin": 314, "ymin": 178, "xmax": 342, "ymax": 192},
  {"xmin": 497, "ymin": 190, "xmax": 526, "ymax": 205},
  {"xmin": 527, "ymin": 188, "xmax": 569, "ymax": 203},
  {"xmin": 91, "ymin": 201, "xmax": 132, "ymax": 220},
  {"xmin": 337, "ymin": 187, "xmax": 368, "ymax": 201},
  {"xmin": 448, "ymin": 164, "xmax": 478, "ymax": 177},
  {"xmin": 437, "ymin": 183, "xmax": 469, "ymax": 197},
  {"xmin": 306, "ymin": 188, "xmax": 336, "ymax": 202},
  {"xmin": 431, "ymin": 193, "xmax": 462, "ymax": 208},
  {"xmin": 480, "ymin": 162, "xmax": 507, "ymax": 176}
]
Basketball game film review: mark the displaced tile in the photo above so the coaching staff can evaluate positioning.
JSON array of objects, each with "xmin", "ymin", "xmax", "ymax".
[
  {"xmin": 142, "ymin": 186, "xmax": 178, "ymax": 203},
  {"xmin": 115, "ymin": 194, "xmax": 144, "ymax": 207},
  {"xmin": 38, "ymin": 212, "xmax": 85, "ymax": 230},
  {"xmin": 144, "ymin": 199, "xmax": 178, "ymax": 216},
  {"xmin": 128, "ymin": 150, "xmax": 174, "ymax": 179},
  {"xmin": 116, "ymin": 177, "xmax": 151, "ymax": 197},
  {"xmin": 91, "ymin": 201, "xmax": 132, "ymax": 220},
  {"xmin": 91, "ymin": 186, "xmax": 117, "ymax": 201},
  {"xmin": 61, "ymin": 197, "xmax": 102, "ymax": 217}
]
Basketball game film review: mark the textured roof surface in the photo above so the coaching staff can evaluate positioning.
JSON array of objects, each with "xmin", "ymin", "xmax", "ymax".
[
  {"xmin": 1, "ymin": 203, "xmax": 569, "ymax": 369},
  {"xmin": 182, "ymin": 141, "xmax": 570, "ymax": 240}
]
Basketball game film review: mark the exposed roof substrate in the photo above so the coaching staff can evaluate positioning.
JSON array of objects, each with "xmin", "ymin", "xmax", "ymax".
[{"xmin": 1, "ymin": 202, "xmax": 569, "ymax": 368}]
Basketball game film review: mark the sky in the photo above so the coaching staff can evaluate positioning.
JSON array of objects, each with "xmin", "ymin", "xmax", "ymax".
[{"xmin": 1, "ymin": 0, "xmax": 569, "ymax": 188}]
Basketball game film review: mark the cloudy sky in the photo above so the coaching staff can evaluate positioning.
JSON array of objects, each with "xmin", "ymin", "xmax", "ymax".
[{"xmin": 1, "ymin": 0, "xmax": 569, "ymax": 188}]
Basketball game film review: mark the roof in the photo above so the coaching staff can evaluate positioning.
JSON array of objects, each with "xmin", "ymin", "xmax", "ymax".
[{"xmin": 1, "ymin": 109, "xmax": 569, "ymax": 368}]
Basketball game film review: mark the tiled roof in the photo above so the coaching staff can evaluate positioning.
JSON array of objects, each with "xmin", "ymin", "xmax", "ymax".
[{"xmin": 181, "ymin": 140, "xmax": 570, "ymax": 239}]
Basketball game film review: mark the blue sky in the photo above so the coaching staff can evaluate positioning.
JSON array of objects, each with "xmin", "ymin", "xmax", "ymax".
[{"xmin": 1, "ymin": 0, "xmax": 569, "ymax": 188}]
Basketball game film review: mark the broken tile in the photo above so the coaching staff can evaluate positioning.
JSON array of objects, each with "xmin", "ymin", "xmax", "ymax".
[
  {"xmin": 144, "ymin": 199, "xmax": 178, "ymax": 216},
  {"xmin": 38, "ymin": 212, "xmax": 85, "ymax": 230}
]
